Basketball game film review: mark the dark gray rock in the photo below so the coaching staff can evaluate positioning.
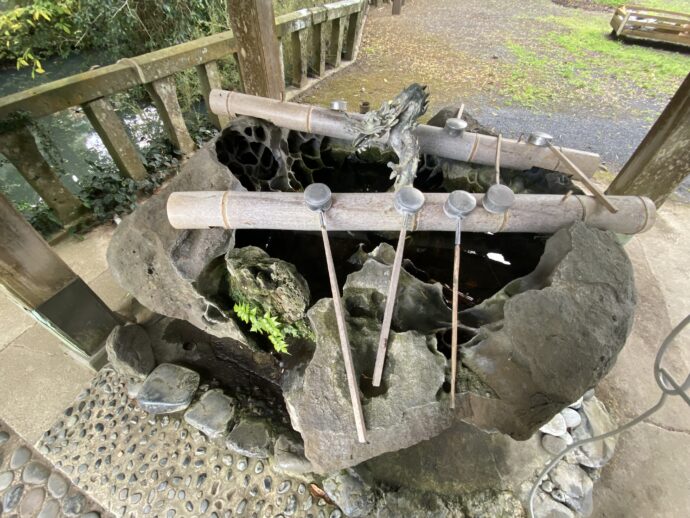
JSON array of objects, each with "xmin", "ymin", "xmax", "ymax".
[
  {"xmin": 105, "ymin": 325, "xmax": 155, "ymax": 380},
  {"xmin": 273, "ymin": 434, "xmax": 314, "ymax": 476},
  {"xmin": 106, "ymin": 141, "xmax": 248, "ymax": 344},
  {"xmin": 137, "ymin": 363, "xmax": 200, "ymax": 414},
  {"xmin": 22, "ymin": 461, "xmax": 50, "ymax": 484},
  {"xmin": 323, "ymin": 470, "xmax": 376, "ymax": 518},
  {"xmin": 183, "ymin": 389, "xmax": 236, "ymax": 439},
  {"xmin": 343, "ymin": 243, "xmax": 451, "ymax": 335},
  {"xmin": 3, "ymin": 484, "xmax": 23, "ymax": 511},
  {"xmin": 460, "ymin": 222, "xmax": 635, "ymax": 439},
  {"xmin": 364, "ymin": 420, "xmax": 550, "ymax": 496},
  {"xmin": 226, "ymin": 246, "xmax": 310, "ymax": 324},
  {"xmin": 0, "ymin": 430, "xmax": 8, "ymax": 446},
  {"xmin": 225, "ymin": 418, "xmax": 273, "ymax": 458},
  {"xmin": 549, "ymin": 462, "xmax": 593, "ymax": 516},
  {"xmin": 284, "ymin": 298, "xmax": 452, "ymax": 473},
  {"xmin": 47, "ymin": 472, "xmax": 68, "ymax": 498}
]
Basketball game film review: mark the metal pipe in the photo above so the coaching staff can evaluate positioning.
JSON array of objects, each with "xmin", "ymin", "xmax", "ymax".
[
  {"xmin": 208, "ymin": 90, "xmax": 602, "ymax": 177},
  {"xmin": 167, "ymin": 191, "xmax": 656, "ymax": 235}
]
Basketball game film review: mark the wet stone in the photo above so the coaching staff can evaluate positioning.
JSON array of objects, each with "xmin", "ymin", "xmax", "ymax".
[
  {"xmin": 137, "ymin": 364, "xmax": 200, "ymax": 415},
  {"xmin": 0, "ymin": 430, "xmax": 9, "ymax": 446},
  {"xmin": 561, "ymin": 408, "xmax": 582, "ymax": 429},
  {"xmin": 22, "ymin": 461, "xmax": 51, "ymax": 484},
  {"xmin": 225, "ymin": 419, "xmax": 273, "ymax": 459},
  {"xmin": 10, "ymin": 446, "xmax": 31, "ymax": 469},
  {"xmin": 184, "ymin": 389, "xmax": 235, "ymax": 439},
  {"xmin": 105, "ymin": 325, "xmax": 156, "ymax": 380}
]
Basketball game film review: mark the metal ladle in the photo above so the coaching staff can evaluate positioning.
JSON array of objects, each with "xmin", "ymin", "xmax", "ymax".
[
  {"xmin": 304, "ymin": 183, "xmax": 367, "ymax": 443},
  {"xmin": 372, "ymin": 186, "xmax": 425, "ymax": 387},
  {"xmin": 527, "ymin": 132, "xmax": 617, "ymax": 213},
  {"xmin": 444, "ymin": 190, "xmax": 477, "ymax": 409},
  {"xmin": 483, "ymin": 133, "xmax": 516, "ymax": 215}
]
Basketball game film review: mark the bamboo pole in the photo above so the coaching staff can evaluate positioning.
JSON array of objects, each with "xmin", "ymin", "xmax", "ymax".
[
  {"xmin": 208, "ymin": 90, "xmax": 602, "ymax": 177},
  {"xmin": 167, "ymin": 191, "xmax": 656, "ymax": 235}
]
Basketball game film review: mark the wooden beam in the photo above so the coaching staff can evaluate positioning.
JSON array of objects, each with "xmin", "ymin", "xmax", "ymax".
[
  {"xmin": 327, "ymin": 17, "xmax": 345, "ymax": 68},
  {"xmin": 227, "ymin": 0, "xmax": 284, "ymax": 99},
  {"xmin": 0, "ymin": 125, "xmax": 84, "ymax": 223},
  {"xmin": 606, "ymin": 73, "xmax": 690, "ymax": 207},
  {"xmin": 145, "ymin": 76, "xmax": 196, "ymax": 155},
  {"xmin": 0, "ymin": 193, "xmax": 76, "ymax": 309},
  {"xmin": 196, "ymin": 61, "xmax": 231, "ymax": 129},
  {"xmin": 82, "ymin": 97, "xmax": 147, "ymax": 181}
]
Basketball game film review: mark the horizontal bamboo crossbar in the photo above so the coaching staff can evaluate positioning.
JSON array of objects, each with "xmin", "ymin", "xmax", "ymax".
[
  {"xmin": 208, "ymin": 90, "xmax": 602, "ymax": 176},
  {"xmin": 167, "ymin": 191, "xmax": 656, "ymax": 235},
  {"xmin": 0, "ymin": 0, "xmax": 365, "ymax": 120}
]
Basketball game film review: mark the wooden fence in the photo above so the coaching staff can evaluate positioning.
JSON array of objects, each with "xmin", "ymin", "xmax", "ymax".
[
  {"xmin": 0, "ymin": 0, "xmax": 368, "ymax": 227},
  {"xmin": 610, "ymin": 5, "xmax": 690, "ymax": 48}
]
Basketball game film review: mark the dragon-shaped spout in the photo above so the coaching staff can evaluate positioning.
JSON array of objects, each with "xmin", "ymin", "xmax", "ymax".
[{"xmin": 353, "ymin": 83, "xmax": 429, "ymax": 189}]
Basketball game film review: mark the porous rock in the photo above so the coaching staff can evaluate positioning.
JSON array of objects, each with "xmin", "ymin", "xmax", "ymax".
[
  {"xmin": 225, "ymin": 418, "xmax": 273, "ymax": 459},
  {"xmin": 105, "ymin": 324, "xmax": 155, "ymax": 380},
  {"xmin": 460, "ymin": 222, "xmax": 635, "ymax": 439},
  {"xmin": 343, "ymin": 243, "xmax": 451, "ymax": 334},
  {"xmin": 137, "ymin": 363, "xmax": 200, "ymax": 414},
  {"xmin": 284, "ymin": 297, "xmax": 452, "ymax": 473},
  {"xmin": 226, "ymin": 246, "xmax": 310, "ymax": 323},
  {"xmin": 184, "ymin": 389, "xmax": 236, "ymax": 439},
  {"xmin": 106, "ymin": 140, "xmax": 248, "ymax": 344}
]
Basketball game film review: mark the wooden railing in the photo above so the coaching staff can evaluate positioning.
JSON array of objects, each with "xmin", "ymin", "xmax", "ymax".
[{"xmin": 0, "ymin": 0, "xmax": 368, "ymax": 226}]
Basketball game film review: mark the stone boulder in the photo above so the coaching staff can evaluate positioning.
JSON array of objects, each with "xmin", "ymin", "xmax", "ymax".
[
  {"xmin": 105, "ymin": 324, "xmax": 155, "ymax": 380},
  {"xmin": 459, "ymin": 222, "xmax": 635, "ymax": 439},
  {"xmin": 283, "ymin": 298, "xmax": 455, "ymax": 473},
  {"xmin": 106, "ymin": 140, "xmax": 248, "ymax": 345}
]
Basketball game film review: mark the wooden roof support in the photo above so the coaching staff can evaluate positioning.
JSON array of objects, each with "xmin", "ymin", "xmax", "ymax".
[
  {"xmin": 227, "ymin": 0, "xmax": 284, "ymax": 100},
  {"xmin": 606, "ymin": 73, "xmax": 690, "ymax": 207}
]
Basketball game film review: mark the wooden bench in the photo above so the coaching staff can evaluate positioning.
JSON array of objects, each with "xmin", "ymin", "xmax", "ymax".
[{"xmin": 610, "ymin": 5, "xmax": 690, "ymax": 48}]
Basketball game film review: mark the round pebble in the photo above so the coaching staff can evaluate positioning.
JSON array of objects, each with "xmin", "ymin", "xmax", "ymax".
[
  {"xmin": 10, "ymin": 446, "xmax": 32, "ymax": 469},
  {"xmin": 23, "ymin": 461, "xmax": 51, "ymax": 484},
  {"xmin": 569, "ymin": 397, "xmax": 584, "ymax": 409},
  {"xmin": 20, "ymin": 486, "xmax": 46, "ymax": 515},
  {"xmin": 539, "ymin": 413, "xmax": 567, "ymax": 437},
  {"xmin": 0, "ymin": 471, "xmax": 14, "ymax": 491},
  {"xmin": 541, "ymin": 434, "xmax": 568, "ymax": 455},
  {"xmin": 561, "ymin": 408, "xmax": 582, "ymax": 429},
  {"xmin": 3, "ymin": 484, "xmax": 24, "ymax": 511},
  {"xmin": 38, "ymin": 498, "xmax": 61, "ymax": 518},
  {"xmin": 63, "ymin": 493, "xmax": 86, "ymax": 515}
]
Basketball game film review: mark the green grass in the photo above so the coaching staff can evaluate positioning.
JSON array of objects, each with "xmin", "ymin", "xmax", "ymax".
[
  {"xmin": 502, "ymin": 12, "xmax": 690, "ymax": 109},
  {"xmin": 590, "ymin": 0, "xmax": 690, "ymax": 12}
]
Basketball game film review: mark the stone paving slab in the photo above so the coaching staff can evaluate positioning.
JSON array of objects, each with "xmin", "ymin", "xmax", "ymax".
[
  {"xmin": 0, "ymin": 418, "xmax": 105, "ymax": 517},
  {"xmin": 36, "ymin": 367, "xmax": 340, "ymax": 518}
]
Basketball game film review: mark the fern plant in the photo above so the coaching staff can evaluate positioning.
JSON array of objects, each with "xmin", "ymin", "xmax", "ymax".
[{"xmin": 233, "ymin": 302, "xmax": 304, "ymax": 354}]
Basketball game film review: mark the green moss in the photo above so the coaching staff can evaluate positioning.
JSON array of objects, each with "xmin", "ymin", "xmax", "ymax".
[{"xmin": 501, "ymin": 11, "xmax": 690, "ymax": 110}]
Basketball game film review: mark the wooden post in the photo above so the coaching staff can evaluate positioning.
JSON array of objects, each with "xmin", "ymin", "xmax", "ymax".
[
  {"xmin": 344, "ymin": 6, "xmax": 367, "ymax": 61},
  {"xmin": 327, "ymin": 17, "xmax": 345, "ymax": 68},
  {"xmin": 145, "ymin": 76, "xmax": 196, "ymax": 155},
  {"xmin": 0, "ymin": 125, "xmax": 84, "ymax": 223},
  {"xmin": 290, "ymin": 29, "xmax": 309, "ymax": 88},
  {"xmin": 392, "ymin": 0, "xmax": 402, "ymax": 15},
  {"xmin": 606, "ymin": 73, "xmax": 690, "ymax": 207},
  {"xmin": 0, "ymin": 193, "xmax": 118, "ymax": 364},
  {"xmin": 232, "ymin": 52, "xmax": 245, "ymax": 92},
  {"xmin": 311, "ymin": 21, "xmax": 328, "ymax": 77},
  {"xmin": 196, "ymin": 61, "xmax": 231, "ymax": 129},
  {"xmin": 82, "ymin": 97, "xmax": 147, "ymax": 181},
  {"xmin": 227, "ymin": 0, "xmax": 284, "ymax": 99}
]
